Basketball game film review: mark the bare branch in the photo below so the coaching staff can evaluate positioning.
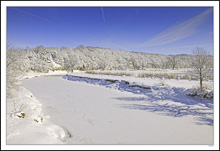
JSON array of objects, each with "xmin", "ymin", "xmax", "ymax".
[{"xmin": 191, "ymin": 47, "xmax": 213, "ymax": 89}]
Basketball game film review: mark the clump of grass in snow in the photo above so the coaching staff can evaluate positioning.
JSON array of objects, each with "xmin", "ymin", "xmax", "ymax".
[
  {"xmin": 34, "ymin": 119, "xmax": 39, "ymax": 123},
  {"xmin": 138, "ymin": 72, "xmax": 180, "ymax": 79},
  {"xmin": 17, "ymin": 112, "xmax": 26, "ymax": 118},
  {"xmin": 10, "ymin": 103, "xmax": 26, "ymax": 118},
  {"xmin": 138, "ymin": 73, "xmax": 154, "ymax": 78},
  {"xmin": 52, "ymin": 67, "xmax": 65, "ymax": 71},
  {"xmin": 86, "ymin": 70, "xmax": 212, "ymax": 81},
  {"xmin": 34, "ymin": 117, "xmax": 44, "ymax": 123},
  {"xmin": 86, "ymin": 70, "xmax": 134, "ymax": 77}
]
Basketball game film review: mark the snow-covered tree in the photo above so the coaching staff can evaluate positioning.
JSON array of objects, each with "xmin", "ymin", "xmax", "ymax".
[
  {"xmin": 7, "ymin": 45, "xmax": 213, "ymax": 76},
  {"xmin": 168, "ymin": 55, "xmax": 178, "ymax": 70},
  {"xmin": 191, "ymin": 47, "xmax": 213, "ymax": 90}
]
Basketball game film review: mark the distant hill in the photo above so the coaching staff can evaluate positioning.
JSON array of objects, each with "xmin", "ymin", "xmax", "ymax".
[{"xmin": 6, "ymin": 45, "xmax": 213, "ymax": 73}]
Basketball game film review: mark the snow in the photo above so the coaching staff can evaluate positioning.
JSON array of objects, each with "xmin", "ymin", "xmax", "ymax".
[
  {"xmin": 6, "ymin": 71, "xmax": 68, "ymax": 144},
  {"xmin": 63, "ymin": 72, "xmax": 213, "ymax": 121},
  {"xmin": 91, "ymin": 68, "xmax": 191, "ymax": 75},
  {"xmin": 4, "ymin": 68, "xmax": 214, "ymax": 146},
  {"xmin": 2, "ymin": 25, "xmax": 217, "ymax": 149},
  {"xmin": 67, "ymin": 71, "xmax": 213, "ymax": 91},
  {"xmin": 7, "ymin": 71, "xmax": 212, "ymax": 144},
  {"xmin": 51, "ymin": 60, "xmax": 62, "ymax": 68}
]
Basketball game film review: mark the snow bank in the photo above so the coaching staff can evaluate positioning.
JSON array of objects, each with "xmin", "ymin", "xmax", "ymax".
[
  {"xmin": 63, "ymin": 74, "xmax": 151, "ymax": 94},
  {"xmin": 7, "ymin": 71, "xmax": 68, "ymax": 144},
  {"xmin": 64, "ymin": 72, "xmax": 214, "ymax": 99},
  {"xmin": 185, "ymin": 89, "xmax": 213, "ymax": 99},
  {"xmin": 69, "ymin": 71, "xmax": 213, "ymax": 90}
]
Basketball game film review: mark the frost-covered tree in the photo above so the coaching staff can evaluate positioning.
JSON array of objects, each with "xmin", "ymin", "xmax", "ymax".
[
  {"xmin": 129, "ymin": 58, "xmax": 139, "ymax": 70},
  {"xmin": 6, "ymin": 48, "xmax": 27, "ymax": 98},
  {"xmin": 168, "ymin": 55, "xmax": 178, "ymax": 70},
  {"xmin": 191, "ymin": 47, "xmax": 213, "ymax": 90},
  {"xmin": 6, "ymin": 45, "xmax": 205, "ymax": 77}
]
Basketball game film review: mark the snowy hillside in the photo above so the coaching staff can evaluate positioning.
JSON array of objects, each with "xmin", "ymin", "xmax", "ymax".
[{"xmin": 6, "ymin": 45, "xmax": 213, "ymax": 74}]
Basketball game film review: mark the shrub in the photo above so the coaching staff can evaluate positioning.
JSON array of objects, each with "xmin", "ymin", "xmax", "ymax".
[
  {"xmin": 52, "ymin": 67, "xmax": 65, "ymax": 71},
  {"xmin": 185, "ymin": 88, "xmax": 213, "ymax": 99}
]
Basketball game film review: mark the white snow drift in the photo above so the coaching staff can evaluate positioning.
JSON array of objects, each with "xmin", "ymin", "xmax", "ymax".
[{"xmin": 6, "ymin": 71, "xmax": 213, "ymax": 144}]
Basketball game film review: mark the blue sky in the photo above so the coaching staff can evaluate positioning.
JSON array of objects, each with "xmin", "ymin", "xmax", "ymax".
[{"xmin": 7, "ymin": 7, "xmax": 213, "ymax": 55}]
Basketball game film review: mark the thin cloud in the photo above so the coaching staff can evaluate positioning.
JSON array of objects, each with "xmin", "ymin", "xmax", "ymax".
[
  {"xmin": 141, "ymin": 8, "xmax": 212, "ymax": 47},
  {"xmin": 13, "ymin": 8, "xmax": 55, "ymax": 24},
  {"xmin": 159, "ymin": 44, "xmax": 213, "ymax": 52},
  {"xmin": 101, "ymin": 7, "xmax": 109, "ymax": 31}
]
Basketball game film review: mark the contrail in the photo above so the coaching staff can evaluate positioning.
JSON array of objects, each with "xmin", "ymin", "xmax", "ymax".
[
  {"xmin": 13, "ymin": 8, "xmax": 55, "ymax": 24},
  {"xmin": 101, "ymin": 7, "xmax": 109, "ymax": 31},
  {"xmin": 140, "ymin": 8, "xmax": 213, "ymax": 47}
]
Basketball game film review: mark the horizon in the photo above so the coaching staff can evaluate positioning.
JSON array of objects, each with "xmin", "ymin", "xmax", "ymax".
[
  {"xmin": 9, "ymin": 44, "xmax": 215, "ymax": 57},
  {"xmin": 7, "ymin": 7, "xmax": 213, "ymax": 55}
]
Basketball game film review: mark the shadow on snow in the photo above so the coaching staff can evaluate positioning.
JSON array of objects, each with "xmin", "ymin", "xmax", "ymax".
[
  {"xmin": 63, "ymin": 75, "xmax": 213, "ymax": 126},
  {"xmin": 114, "ymin": 96, "xmax": 213, "ymax": 126}
]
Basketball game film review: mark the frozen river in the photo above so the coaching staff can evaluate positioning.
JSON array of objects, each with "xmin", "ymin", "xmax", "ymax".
[{"xmin": 22, "ymin": 75, "xmax": 213, "ymax": 144}]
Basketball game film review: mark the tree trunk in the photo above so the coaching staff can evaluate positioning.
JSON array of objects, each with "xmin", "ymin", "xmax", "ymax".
[
  {"xmin": 199, "ymin": 70, "xmax": 202, "ymax": 90},
  {"xmin": 200, "ymin": 78, "xmax": 202, "ymax": 90}
]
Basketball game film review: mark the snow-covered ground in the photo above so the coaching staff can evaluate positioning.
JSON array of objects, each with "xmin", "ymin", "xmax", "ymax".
[
  {"xmin": 69, "ymin": 71, "xmax": 213, "ymax": 91},
  {"xmin": 6, "ymin": 70, "xmax": 214, "ymax": 145},
  {"xmin": 6, "ymin": 71, "xmax": 68, "ymax": 144},
  {"xmin": 87, "ymin": 68, "xmax": 192, "ymax": 75},
  {"xmin": 64, "ymin": 71, "xmax": 213, "ymax": 124}
]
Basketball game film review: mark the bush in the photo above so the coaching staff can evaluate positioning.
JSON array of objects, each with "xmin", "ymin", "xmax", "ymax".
[
  {"xmin": 185, "ymin": 88, "xmax": 213, "ymax": 99},
  {"xmin": 52, "ymin": 67, "xmax": 65, "ymax": 71}
]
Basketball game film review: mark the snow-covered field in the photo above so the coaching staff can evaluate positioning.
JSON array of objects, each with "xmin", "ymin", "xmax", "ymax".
[
  {"xmin": 71, "ymin": 70, "xmax": 213, "ymax": 90},
  {"xmin": 5, "ymin": 70, "xmax": 214, "ymax": 145},
  {"xmin": 87, "ymin": 68, "xmax": 192, "ymax": 76}
]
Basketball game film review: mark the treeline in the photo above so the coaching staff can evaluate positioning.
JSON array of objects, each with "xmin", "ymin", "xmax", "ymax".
[{"xmin": 7, "ymin": 45, "xmax": 212, "ymax": 74}]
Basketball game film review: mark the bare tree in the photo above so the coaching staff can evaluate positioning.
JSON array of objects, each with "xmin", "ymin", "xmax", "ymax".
[
  {"xmin": 7, "ymin": 42, "xmax": 15, "ymax": 50},
  {"xmin": 191, "ymin": 47, "xmax": 213, "ymax": 90},
  {"xmin": 168, "ymin": 55, "xmax": 178, "ymax": 70},
  {"xmin": 129, "ymin": 58, "xmax": 138, "ymax": 70},
  {"xmin": 6, "ymin": 49, "xmax": 22, "ymax": 68}
]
